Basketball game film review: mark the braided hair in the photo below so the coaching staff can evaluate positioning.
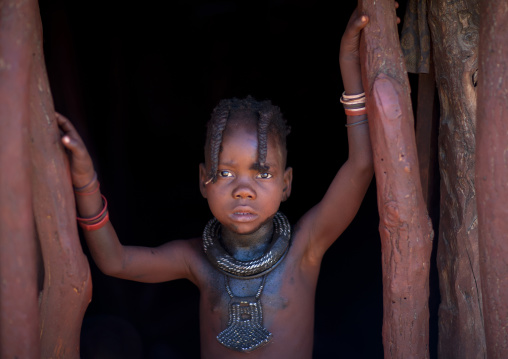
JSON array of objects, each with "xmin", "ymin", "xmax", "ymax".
[{"xmin": 204, "ymin": 96, "xmax": 290, "ymax": 184}]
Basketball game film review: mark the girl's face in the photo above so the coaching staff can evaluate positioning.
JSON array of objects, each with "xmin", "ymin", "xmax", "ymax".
[{"xmin": 199, "ymin": 124, "xmax": 292, "ymax": 235}]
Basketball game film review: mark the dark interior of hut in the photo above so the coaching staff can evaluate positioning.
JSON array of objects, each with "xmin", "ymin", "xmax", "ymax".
[{"xmin": 39, "ymin": 1, "xmax": 440, "ymax": 357}]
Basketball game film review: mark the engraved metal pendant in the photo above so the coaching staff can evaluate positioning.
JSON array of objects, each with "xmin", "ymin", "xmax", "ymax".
[
  {"xmin": 217, "ymin": 295, "xmax": 272, "ymax": 352},
  {"xmin": 217, "ymin": 275, "xmax": 272, "ymax": 352}
]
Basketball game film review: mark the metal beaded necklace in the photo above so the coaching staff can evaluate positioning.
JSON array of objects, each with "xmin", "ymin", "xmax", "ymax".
[{"xmin": 202, "ymin": 212, "xmax": 292, "ymax": 352}]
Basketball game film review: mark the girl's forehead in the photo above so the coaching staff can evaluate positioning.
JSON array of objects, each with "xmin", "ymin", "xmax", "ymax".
[
  {"xmin": 204, "ymin": 107, "xmax": 288, "ymax": 169},
  {"xmin": 221, "ymin": 127, "xmax": 286, "ymax": 164},
  {"xmin": 223, "ymin": 123, "xmax": 280, "ymax": 147},
  {"xmin": 223, "ymin": 121, "xmax": 257, "ymax": 137},
  {"xmin": 224, "ymin": 111, "xmax": 258, "ymax": 131}
]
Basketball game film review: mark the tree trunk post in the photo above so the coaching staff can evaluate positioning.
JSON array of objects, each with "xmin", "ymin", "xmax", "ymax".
[
  {"xmin": 427, "ymin": 1, "xmax": 487, "ymax": 358},
  {"xmin": 0, "ymin": 0, "xmax": 93, "ymax": 357},
  {"xmin": 0, "ymin": 0, "xmax": 40, "ymax": 356},
  {"xmin": 476, "ymin": 0, "xmax": 508, "ymax": 357},
  {"xmin": 358, "ymin": 0, "xmax": 434, "ymax": 358}
]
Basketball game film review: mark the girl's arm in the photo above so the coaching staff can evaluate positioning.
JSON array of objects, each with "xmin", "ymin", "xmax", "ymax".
[
  {"xmin": 57, "ymin": 114, "xmax": 198, "ymax": 284},
  {"xmin": 299, "ymin": 7, "xmax": 398, "ymax": 263}
]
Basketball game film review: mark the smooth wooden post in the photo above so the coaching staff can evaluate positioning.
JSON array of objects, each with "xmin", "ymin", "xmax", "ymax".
[
  {"xmin": 476, "ymin": 0, "xmax": 508, "ymax": 357},
  {"xmin": 358, "ymin": 0, "xmax": 434, "ymax": 357},
  {"xmin": 0, "ymin": 0, "xmax": 40, "ymax": 356},
  {"xmin": 26, "ymin": 0, "xmax": 93, "ymax": 355},
  {"xmin": 0, "ymin": 0, "xmax": 92, "ymax": 357}
]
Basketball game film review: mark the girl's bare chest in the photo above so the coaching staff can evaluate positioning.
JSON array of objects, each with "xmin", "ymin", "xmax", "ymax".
[
  {"xmin": 203, "ymin": 264, "xmax": 294, "ymax": 321},
  {"xmin": 197, "ymin": 264, "xmax": 317, "ymax": 356}
]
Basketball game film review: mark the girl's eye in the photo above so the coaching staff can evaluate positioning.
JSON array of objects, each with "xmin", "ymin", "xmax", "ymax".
[
  {"xmin": 256, "ymin": 172, "xmax": 273, "ymax": 179},
  {"xmin": 218, "ymin": 170, "xmax": 234, "ymax": 178}
]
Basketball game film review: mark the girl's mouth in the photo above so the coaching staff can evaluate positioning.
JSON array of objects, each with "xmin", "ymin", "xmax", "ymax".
[{"xmin": 230, "ymin": 211, "xmax": 257, "ymax": 222}]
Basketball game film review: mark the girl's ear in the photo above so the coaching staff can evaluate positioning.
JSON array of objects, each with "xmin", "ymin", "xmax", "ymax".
[
  {"xmin": 199, "ymin": 163, "xmax": 208, "ymax": 198},
  {"xmin": 282, "ymin": 167, "xmax": 293, "ymax": 202}
]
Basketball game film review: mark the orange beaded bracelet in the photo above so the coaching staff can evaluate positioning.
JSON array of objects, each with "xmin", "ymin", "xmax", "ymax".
[{"xmin": 344, "ymin": 108, "xmax": 367, "ymax": 116}]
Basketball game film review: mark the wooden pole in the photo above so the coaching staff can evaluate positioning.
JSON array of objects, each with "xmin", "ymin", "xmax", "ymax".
[
  {"xmin": 358, "ymin": 0, "xmax": 434, "ymax": 357},
  {"xmin": 476, "ymin": 0, "xmax": 508, "ymax": 357},
  {"xmin": 0, "ymin": 0, "xmax": 92, "ymax": 357},
  {"xmin": 427, "ymin": 1, "xmax": 487, "ymax": 357},
  {"xmin": 0, "ymin": 0, "xmax": 40, "ymax": 356},
  {"xmin": 26, "ymin": 0, "xmax": 93, "ymax": 354}
]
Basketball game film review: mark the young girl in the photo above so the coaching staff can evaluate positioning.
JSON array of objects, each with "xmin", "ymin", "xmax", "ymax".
[{"xmin": 59, "ymin": 9, "xmax": 376, "ymax": 359}]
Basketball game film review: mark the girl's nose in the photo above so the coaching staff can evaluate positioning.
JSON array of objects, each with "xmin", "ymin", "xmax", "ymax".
[{"xmin": 232, "ymin": 182, "xmax": 256, "ymax": 199}]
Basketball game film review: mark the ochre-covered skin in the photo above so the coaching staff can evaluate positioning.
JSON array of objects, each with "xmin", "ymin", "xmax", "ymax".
[
  {"xmin": 359, "ymin": 0, "xmax": 434, "ymax": 357},
  {"xmin": 195, "ymin": 235, "xmax": 320, "ymax": 359},
  {"xmin": 476, "ymin": 0, "xmax": 508, "ymax": 357},
  {"xmin": 0, "ymin": 0, "xmax": 92, "ymax": 357},
  {"xmin": 0, "ymin": 0, "xmax": 39, "ymax": 357},
  {"xmin": 428, "ymin": 1, "xmax": 487, "ymax": 358},
  {"xmin": 56, "ymin": 7, "xmax": 375, "ymax": 358}
]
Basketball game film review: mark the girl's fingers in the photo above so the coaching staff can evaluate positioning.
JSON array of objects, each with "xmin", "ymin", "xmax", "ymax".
[
  {"xmin": 342, "ymin": 15, "xmax": 368, "ymax": 53},
  {"xmin": 58, "ymin": 115, "xmax": 87, "ymax": 159},
  {"xmin": 345, "ymin": 13, "xmax": 368, "ymax": 36},
  {"xmin": 62, "ymin": 135, "xmax": 71, "ymax": 145},
  {"xmin": 56, "ymin": 112, "xmax": 85, "ymax": 147},
  {"xmin": 56, "ymin": 112, "xmax": 79, "ymax": 137},
  {"xmin": 357, "ymin": 15, "xmax": 369, "ymax": 30},
  {"xmin": 62, "ymin": 134, "xmax": 88, "ymax": 160},
  {"xmin": 56, "ymin": 112, "xmax": 71, "ymax": 129},
  {"xmin": 56, "ymin": 115, "xmax": 73, "ymax": 136},
  {"xmin": 62, "ymin": 135, "xmax": 76, "ymax": 150},
  {"xmin": 349, "ymin": 1, "xmax": 398, "ymax": 32},
  {"xmin": 56, "ymin": 113, "xmax": 96, "ymax": 185}
]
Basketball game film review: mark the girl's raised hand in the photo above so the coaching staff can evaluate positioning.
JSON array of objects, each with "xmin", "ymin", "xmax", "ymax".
[
  {"xmin": 339, "ymin": 9, "xmax": 369, "ymax": 95},
  {"xmin": 339, "ymin": 2, "xmax": 400, "ymax": 94},
  {"xmin": 340, "ymin": 2, "xmax": 400, "ymax": 66},
  {"xmin": 339, "ymin": 9, "xmax": 369, "ymax": 68},
  {"xmin": 56, "ymin": 113, "xmax": 96, "ymax": 188}
]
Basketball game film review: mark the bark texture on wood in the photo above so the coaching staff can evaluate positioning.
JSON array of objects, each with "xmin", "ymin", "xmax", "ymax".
[
  {"xmin": 476, "ymin": 1, "xmax": 508, "ymax": 357},
  {"xmin": 358, "ymin": 1, "xmax": 434, "ymax": 357},
  {"xmin": 0, "ymin": 0, "xmax": 40, "ymax": 356},
  {"xmin": 428, "ymin": 1, "xmax": 486, "ymax": 358}
]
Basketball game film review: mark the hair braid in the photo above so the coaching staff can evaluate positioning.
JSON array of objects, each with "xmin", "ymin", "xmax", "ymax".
[
  {"xmin": 256, "ymin": 107, "xmax": 272, "ymax": 172},
  {"xmin": 204, "ymin": 96, "xmax": 290, "ymax": 183},
  {"xmin": 206, "ymin": 99, "xmax": 232, "ymax": 184}
]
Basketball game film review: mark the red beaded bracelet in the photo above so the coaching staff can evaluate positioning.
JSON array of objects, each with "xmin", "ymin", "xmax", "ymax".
[
  {"xmin": 77, "ymin": 195, "xmax": 110, "ymax": 231},
  {"xmin": 75, "ymin": 181, "xmax": 100, "ymax": 196},
  {"xmin": 77, "ymin": 195, "xmax": 107, "ymax": 221},
  {"xmin": 79, "ymin": 212, "xmax": 110, "ymax": 231}
]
